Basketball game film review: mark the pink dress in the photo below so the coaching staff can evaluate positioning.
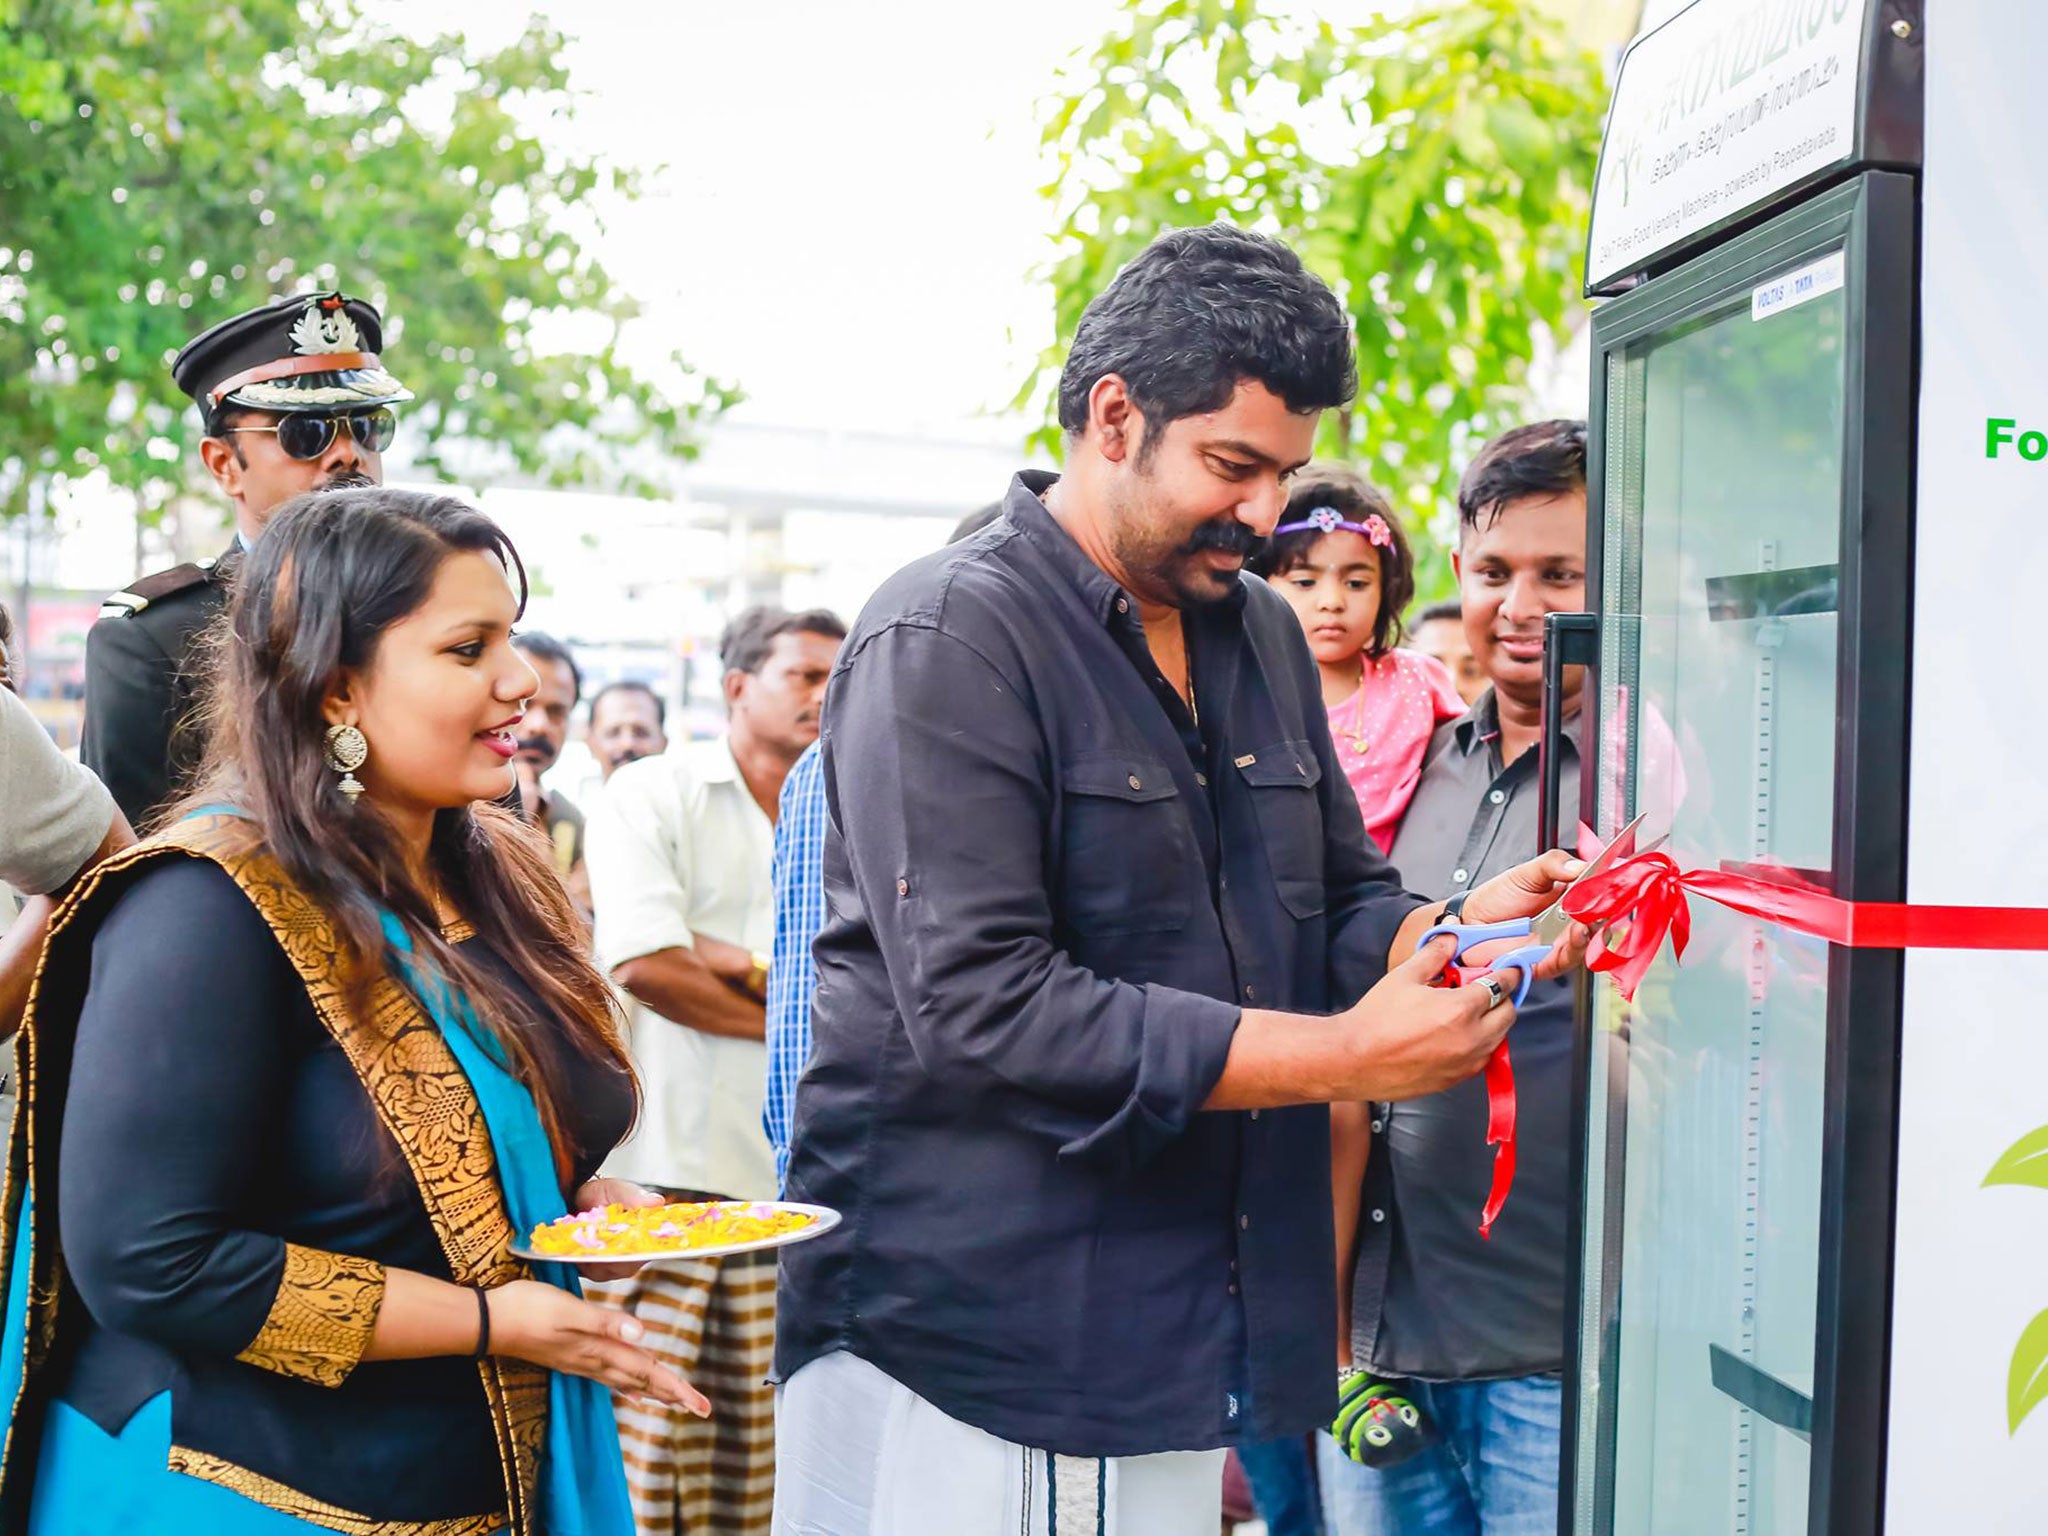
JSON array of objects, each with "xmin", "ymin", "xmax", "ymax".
[{"xmin": 1329, "ymin": 649, "xmax": 1466, "ymax": 853}]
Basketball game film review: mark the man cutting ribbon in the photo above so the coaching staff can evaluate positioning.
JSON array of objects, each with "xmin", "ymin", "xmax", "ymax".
[{"xmin": 770, "ymin": 231, "xmax": 1590, "ymax": 1536}]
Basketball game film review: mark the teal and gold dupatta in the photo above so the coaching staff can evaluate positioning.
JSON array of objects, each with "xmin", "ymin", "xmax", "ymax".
[{"xmin": 0, "ymin": 814, "xmax": 634, "ymax": 1534}]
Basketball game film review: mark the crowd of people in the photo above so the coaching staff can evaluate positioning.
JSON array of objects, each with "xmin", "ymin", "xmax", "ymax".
[{"xmin": 0, "ymin": 223, "xmax": 1603, "ymax": 1536}]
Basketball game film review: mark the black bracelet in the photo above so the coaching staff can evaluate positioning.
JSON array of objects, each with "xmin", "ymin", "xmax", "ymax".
[
  {"xmin": 1441, "ymin": 891, "xmax": 1471, "ymax": 924},
  {"xmin": 473, "ymin": 1286, "xmax": 492, "ymax": 1359}
]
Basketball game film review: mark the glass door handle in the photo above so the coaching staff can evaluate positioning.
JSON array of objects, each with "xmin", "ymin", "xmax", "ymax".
[{"xmin": 1538, "ymin": 612, "xmax": 1600, "ymax": 855}]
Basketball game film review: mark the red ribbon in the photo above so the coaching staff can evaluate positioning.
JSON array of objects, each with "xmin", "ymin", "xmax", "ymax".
[
  {"xmin": 1442, "ymin": 968, "xmax": 1517, "ymax": 1238},
  {"xmin": 1479, "ymin": 1041, "xmax": 1515, "ymax": 1241},
  {"xmin": 1560, "ymin": 849, "xmax": 2048, "ymax": 1001},
  {"xmin": 1470, "ymin": 848, "xmax": 2048, "ymax": 1238}
]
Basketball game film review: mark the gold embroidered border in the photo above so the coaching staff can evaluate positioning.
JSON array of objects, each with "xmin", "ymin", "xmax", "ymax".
[
  {"xmin": 167, "ymin": 1445, "xmax": 502, "ymax": 1536},
  {"xmin": 235, "ymin": 1243, "xmax": 387, "ymax": 1387},
  {"xmin": 149, "ymin": 818, "xmax": 547, "ymax": 1534}
]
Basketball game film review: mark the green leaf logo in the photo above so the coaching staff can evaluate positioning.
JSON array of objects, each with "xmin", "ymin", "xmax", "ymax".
[
  {"xmin": 1991, "ymin": 1127, "xmax": 2048, "ymax": 1434},
  {"xmin": 2010, "ymin": 1309, "xmax": 2048, "ymax": 1436},
  {"xmin": 1984, "ymin": 1124, "xmax": 2048, "ymax": 1190}
]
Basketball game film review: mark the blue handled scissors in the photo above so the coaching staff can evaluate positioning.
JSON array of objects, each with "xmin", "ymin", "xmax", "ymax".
[{"xmin": 1419, "ymin": 813, "xmax": 1661, "ymax": 1007}]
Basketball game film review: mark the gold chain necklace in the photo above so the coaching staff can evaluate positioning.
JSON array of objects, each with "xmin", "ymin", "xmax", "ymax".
[{"xmin": 1340, "ymin": 659, "xmax": 1371, "ymax": 756}]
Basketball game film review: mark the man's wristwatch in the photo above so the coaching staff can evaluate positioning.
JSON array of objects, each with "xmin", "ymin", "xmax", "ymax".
[
  {"xmin": 1440, "ymin": 891, "xmax": 1472, "ymax": 925},
  {"xmin": 745, "ymin": 951, "xmax": 771, "ymax": 1001}
]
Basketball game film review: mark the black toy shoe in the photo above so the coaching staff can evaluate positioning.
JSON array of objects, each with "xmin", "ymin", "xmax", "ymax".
[{"xmin": 1328, "ymin": 1367, "xmax": 1434, "ymax": 1469}]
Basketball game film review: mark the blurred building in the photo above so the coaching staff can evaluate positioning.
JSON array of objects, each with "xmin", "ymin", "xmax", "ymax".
[
  {"xmin": 427, "ymin": 416, "xmax": 1049, "ymax": 742},
  {"xmin": 4, "ymin": 415, "xmax": 1047, "ymax": 751}
]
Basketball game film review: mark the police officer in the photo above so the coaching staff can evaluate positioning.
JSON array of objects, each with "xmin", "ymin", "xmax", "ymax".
[{"xmin": 81, "ymin": 291, "xmax": 412, "ymax": 826}]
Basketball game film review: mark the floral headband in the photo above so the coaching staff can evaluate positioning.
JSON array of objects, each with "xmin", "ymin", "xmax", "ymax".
[{"xmin": 1273, "ymin": 505, "xmax": 1394, "ymax": 549}]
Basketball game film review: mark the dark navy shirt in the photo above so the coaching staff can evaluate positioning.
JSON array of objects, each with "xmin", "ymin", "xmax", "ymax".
[{"xmin": 776, "ymin": 472, "xmax": 1428, "ymax": 1456}]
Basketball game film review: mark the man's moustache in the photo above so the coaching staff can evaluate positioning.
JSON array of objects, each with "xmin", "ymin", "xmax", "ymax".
[
  {"xmin": 515, "ymin": 736, "xmax": 554, "ymax": 758},
  {"xmin": 1185, "ymin": 522, "xmax": 1266, "ymax": 559},
  {"xmin": 319, "ymin": 471, "xmax": 377, "ymax": 492}
]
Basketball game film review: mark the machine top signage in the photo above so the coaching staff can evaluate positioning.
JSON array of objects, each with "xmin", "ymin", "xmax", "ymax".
[{"xmin": 1585, "ymin": 0, "xmax": 1869, "ymax": 295}]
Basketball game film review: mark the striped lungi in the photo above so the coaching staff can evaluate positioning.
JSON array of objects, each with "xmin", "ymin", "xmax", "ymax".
[{"xmin": 587, "ymin": 1248, "xmax": 778, "ymax": 1535}]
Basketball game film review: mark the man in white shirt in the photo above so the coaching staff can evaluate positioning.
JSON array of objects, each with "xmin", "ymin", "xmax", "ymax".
[{"xmin": 584, "ymin": 604, "xmax": 844, "ymax": 1536}]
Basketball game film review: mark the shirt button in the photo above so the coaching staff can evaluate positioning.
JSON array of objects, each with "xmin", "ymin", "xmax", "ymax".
[
  {"xmin": 1370, "ymin": 1208, "xmax": 1386, "ymax": 1223},
  {"xmin": 1249, "ymin": 1109, "xmax": 1261, "ymax": 1121},
  {"xmin": 1229, "ymin": 1259, "xmax": 1238, "ymax": 1273},
  {"xmin": 1227, "ymin": 1282, "xmax": 1240, "ymax": 1296},
  {"xmin": 896, "ymin": 878, "xmax": 909, "ymax": 896},
  {"xmin": 1239, "ymin": 1214, "xmax": 1252, "ymax": 1231},
  {"xmin": 1489, "ymin": 790, "xmax": 1506, "ymax": 805},
  {"xmin": 1128, "ymin": 774, "xmax": 1143, "ymax": 790},
  {"xmin": 1243, "ymin": 984, "xmax": 1256, "ymax": 1001},
  {"xmin": 1116, "ymin": 598, "xmax": 1128, "ymax": 613},
  {"xmin": 1452, "ymin": 868, "xmax": 1470, "ymax": 885},
  {"xmin": 1371, "ymin": 1118, "xmax": 1384, "ymax": 1133},
  {"xmin": 1197, "ymin": 772, "xmax": 1209, "ymax": 786}
]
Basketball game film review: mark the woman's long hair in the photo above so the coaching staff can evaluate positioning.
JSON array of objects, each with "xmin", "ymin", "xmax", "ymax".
[{"xmin": 170, "ymin": 487, "xmax": 635, "ymax": 1181}]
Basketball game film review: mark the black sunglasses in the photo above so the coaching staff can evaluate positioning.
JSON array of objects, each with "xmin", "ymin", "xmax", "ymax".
[{"xmin": 224, "ymin": 407, "xmax": 397, "ymax": 461}]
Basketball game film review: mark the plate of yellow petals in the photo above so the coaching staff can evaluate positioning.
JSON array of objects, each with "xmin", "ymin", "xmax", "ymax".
[{"xmin": 511, "ymin": 1200, "xmax": 841, "ymax": 1265}]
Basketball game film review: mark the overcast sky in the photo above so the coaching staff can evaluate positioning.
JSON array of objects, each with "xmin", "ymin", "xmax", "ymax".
[
  {"xmin": 385, "ymin": 2, "xmax": 1646, "ymax": 446},
  {"xmin": 393, "ymin": 0, "xmax": 1129, "ymax": 443}
]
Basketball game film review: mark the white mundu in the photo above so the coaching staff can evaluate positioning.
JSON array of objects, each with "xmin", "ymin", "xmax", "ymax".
[{"xmin": 774, "ymin": 1351, "xmax": 1227, "ymax": 1536}]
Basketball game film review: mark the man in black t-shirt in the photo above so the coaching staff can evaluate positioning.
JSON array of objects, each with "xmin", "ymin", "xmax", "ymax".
[{"xmin": 1327, "ymin": 421, "xmax": 1591, "ymax": 1536}]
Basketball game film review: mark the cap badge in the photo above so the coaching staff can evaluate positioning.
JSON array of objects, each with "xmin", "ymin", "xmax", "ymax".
[{"xmin": 289, "ymin": 295, "xmax": 362, "ymax": 356}]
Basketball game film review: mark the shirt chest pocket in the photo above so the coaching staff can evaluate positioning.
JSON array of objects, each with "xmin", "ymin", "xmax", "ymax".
[
  {"xmin": 1235, "ymin": 741, "xmax": 1327, "ymax": 919},
  {"xmin": 1054, "ymin": 752, "xmax": 1195, "ymax": 936}
]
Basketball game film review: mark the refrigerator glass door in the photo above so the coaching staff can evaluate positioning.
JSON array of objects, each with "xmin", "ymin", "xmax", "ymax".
[{"xmin": 1579, "ymin": 258, "xmax": 1848, "ymax": 1536}]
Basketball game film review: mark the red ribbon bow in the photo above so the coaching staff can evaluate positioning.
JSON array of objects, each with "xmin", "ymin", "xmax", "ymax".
[
  {"xmin": 1471, "ymin": 842, "xmax": 2048, "ymax": 1238},
  {"xmin": 1559, "ymin": 849, "xmax": 1702, "ymax": 1000},
  {"xmin": 1560, "ymin": 847, "xmax": 2048, "ymax": 1001}
]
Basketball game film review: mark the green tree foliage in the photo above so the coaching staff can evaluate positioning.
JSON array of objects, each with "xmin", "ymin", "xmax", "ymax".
[
  {"xmin": 0, "ymin": 0, "xmax": 735, "ymax": 519},
  {"xmin": 1027, "ymin": 0, "xmax": 1607, "ymax": 582}
]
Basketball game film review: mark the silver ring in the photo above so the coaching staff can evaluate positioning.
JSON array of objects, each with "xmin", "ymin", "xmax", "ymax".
[{"xmin": 1474, "ymin": 974, "xmax": 1508, "ymax": 1008}]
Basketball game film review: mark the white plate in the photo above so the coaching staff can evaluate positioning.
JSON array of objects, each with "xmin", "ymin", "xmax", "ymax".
[{"xmin": 508, "ymin": 1200, "xmax": 841, "ymax": 1265}]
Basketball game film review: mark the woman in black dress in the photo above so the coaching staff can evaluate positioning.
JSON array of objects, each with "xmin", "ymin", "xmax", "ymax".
[{"xmin": 1, "ymin": 488, "xmax": 699, "ymax": 1535}]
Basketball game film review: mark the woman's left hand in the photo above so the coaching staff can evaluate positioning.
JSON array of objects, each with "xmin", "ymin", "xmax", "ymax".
[{"xmin": 566, "ymin": 1178, "xmax": 670, "ymax": 1283}]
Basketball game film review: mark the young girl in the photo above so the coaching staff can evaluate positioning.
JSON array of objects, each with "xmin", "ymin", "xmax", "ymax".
[
  {"xmin": 1252, "ymin": 466, "xmax": 1463, "ymax": 1482},
  {"xmin": 1250, "ymin": 465, "xmax": 1464, "ymax": 853}
]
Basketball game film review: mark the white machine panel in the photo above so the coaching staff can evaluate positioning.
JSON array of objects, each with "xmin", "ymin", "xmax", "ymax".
[{"xmin": 1890, "ymin": 7, "xmax": 2048, "ymax": 1530}]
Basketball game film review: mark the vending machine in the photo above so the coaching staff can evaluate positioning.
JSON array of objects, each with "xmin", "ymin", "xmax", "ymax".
[{"xmin": 1563, "ymin": 4, "xmax": 2047, "ymax": 1533}]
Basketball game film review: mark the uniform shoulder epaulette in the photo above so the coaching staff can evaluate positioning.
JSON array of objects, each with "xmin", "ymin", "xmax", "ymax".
[{"xmin": 98, "ymin": 556, "xmax": 219, "ymax": 618}]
